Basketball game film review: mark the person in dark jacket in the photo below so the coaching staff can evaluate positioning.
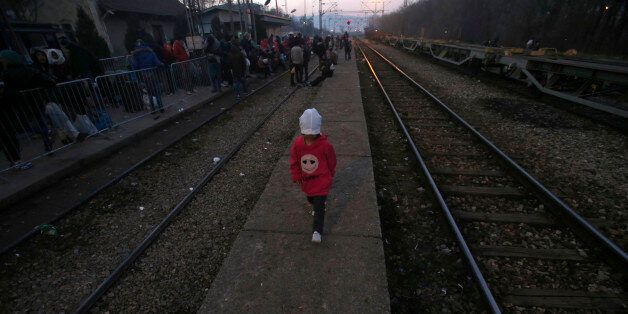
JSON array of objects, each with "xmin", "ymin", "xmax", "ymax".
[
  {"xmin": 130, "ymin": 40, "xmax": 164, "ymax": 70},
  {"xmin": 130, "ymin": 40, "xmax": 164, "ymax": 113},
  {"xmin": 207, "ymin": 53, "xmax": 222, "ymax": 93},
  {"xmin": 1, "ymin": 49, "xmax": 57, "ymax": 169},
  {"xmin": 59, "ymin": 37, "xmax": 103, "ymax": 80},
  {"xmin": 229, "ymin": 45, "xmax": 247, "ymax": 100},
  {"xmin": 30, "ymin": 48, "xmax": 72, "ymax": 82}
]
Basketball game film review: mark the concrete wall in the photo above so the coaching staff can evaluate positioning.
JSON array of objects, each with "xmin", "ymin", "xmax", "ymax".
[
  {"xmin": 35, "ymin": 0, "xmax": 113, "ymax": 52},
  {"xmin": 105, "ymin": 14, "xmax": 176, "ymax": 56}
]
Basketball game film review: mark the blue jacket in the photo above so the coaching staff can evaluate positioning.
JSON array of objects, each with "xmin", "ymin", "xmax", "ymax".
[{"xmin": 131, "ymin": 46, "xmax": 163, "ymax": 70}]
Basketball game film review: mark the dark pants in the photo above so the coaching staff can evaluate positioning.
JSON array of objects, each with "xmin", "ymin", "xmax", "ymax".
[
  {"xmin": 303, "ymin": 61, "xmax": 309, "ymax": 82},
  {"xmin": 307, "ymin": 195, "xmax": 327, "ymax": 234},
  {"xmin": 290, "ymin": 64, "xmax": 303, "ymax": 85},
  {"xmin": 345, "ymin": 49, "xmax": 352, "ymax": 60},
  {"xmin": 0, "ymin": 114, "xmax": 20, "ymax": 163}
]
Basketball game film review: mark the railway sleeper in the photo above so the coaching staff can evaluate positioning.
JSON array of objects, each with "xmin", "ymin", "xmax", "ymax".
[
  {"xmin": 440, "ymin": 185, "xmax": 526, "ymax": 197},
  {"xmin": 453, "ymin": 210, "xmax": 554, "ymax": 226},
  {"xmin": 473, "ymin": 245, "xmax": 585, "ymax": 261},
  {"xmin": 502, "ymin": 288, "xmax": 627, "ymax": 310}
]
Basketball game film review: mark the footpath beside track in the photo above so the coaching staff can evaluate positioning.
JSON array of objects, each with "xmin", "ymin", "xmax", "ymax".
[{"xmin": 198, "ymin": 55, "xmax": 391, "ymax": 312}]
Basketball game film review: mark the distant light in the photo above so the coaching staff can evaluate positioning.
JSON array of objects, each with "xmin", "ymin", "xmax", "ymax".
[{"xmin": 604, "ymin": 5, "xmax": 610, "ymax": 10}]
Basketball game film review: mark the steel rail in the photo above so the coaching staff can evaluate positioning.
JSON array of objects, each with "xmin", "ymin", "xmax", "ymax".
[
  {"xmin": 1, "ymin": 70, "xmax": 290, "ymax": 256},
  {"xmin": 363, "ymin": 42, "xmax": 628, "ymax": 273},
  {"xmin": 73, "ymin": 66, "xmax": 319, "ymax": 313},
  {"xmin": 356, "ymin": 43, "xmax": 502, "ymax": 313}
]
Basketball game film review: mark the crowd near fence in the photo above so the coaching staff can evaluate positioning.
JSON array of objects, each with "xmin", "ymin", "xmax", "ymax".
[{"xmin": 1, "ymin": 55, "xmax": 216, "ymax": 174}]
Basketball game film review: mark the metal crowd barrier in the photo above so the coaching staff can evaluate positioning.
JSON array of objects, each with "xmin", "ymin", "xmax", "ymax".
[
  {"xmin": 1, "ymin": 79, "xmax": 109, "ymax": 171},
  {"xmin": 170, "ymin": 56, "xmax": 212, "ymax": 93},
  {"xmin": 99, "ymin": 55, "xmax": 131, "ymax": 74},
  {"xmin": 95, "ymin": 66, "xmax": 173, "ymax": 127},
  {"xmin": 1, "ymin": 56, "xmax": 215, "ymax": 173}
]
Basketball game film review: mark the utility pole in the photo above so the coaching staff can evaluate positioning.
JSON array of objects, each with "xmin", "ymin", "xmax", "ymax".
[
  {"xmin": 236, "ymin": 0, "xmax": 245, "ymax": 35},
  {"xmin": 318, "ymin": 0, "xmax": 322, "ymax": 33},
  {"xmin": 228, "ymin": 0, "xmax": 235, "ymax": 35}
]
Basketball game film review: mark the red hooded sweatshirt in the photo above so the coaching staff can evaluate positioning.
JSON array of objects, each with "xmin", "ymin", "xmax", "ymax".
[
  {"xmin": 172, "ymin": 40, "xmax": 189, "ymax": 62},
  {"xmin": 290, "ymin": 134, "xmax": 337, "ymax": 196}
]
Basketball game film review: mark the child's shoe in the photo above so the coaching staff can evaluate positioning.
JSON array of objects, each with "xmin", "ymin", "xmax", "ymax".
[{"xmin": 312, "ymin": 231, "xmax": 321, "ymax": 243}]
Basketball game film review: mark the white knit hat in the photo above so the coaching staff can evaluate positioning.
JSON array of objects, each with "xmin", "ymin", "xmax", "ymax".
[{"xmin": 299, "ymin": 108, "xmax": 322, "ymax": 135}]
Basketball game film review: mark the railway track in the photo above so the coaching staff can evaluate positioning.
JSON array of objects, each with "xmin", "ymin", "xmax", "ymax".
[
  {"xmin": 0, "ymin": 66, "xmax": 318, "ymax": 312},
  {"xmin": 357, "ymin": 41, "xmax": 627, "ymax": 312}
]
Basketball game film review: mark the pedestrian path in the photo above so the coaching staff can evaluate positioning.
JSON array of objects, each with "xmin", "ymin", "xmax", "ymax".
[{"xmin": 198, "ymin": 59, "xmax": 390, "ymax": 312}]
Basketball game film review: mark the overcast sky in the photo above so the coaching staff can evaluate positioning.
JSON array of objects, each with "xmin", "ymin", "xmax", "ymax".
[{"xmin": 251, "ymin": 0, "xmax": 406, "ymax": 17}]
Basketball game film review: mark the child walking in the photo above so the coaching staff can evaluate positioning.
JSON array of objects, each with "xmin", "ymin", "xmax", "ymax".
[{"xmin": 290, "ymin": 109, "xmax": 337, "ymax": 243}]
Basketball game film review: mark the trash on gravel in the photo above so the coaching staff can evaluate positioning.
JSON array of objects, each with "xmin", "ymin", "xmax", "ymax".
[
  {"xmin": 37, "ymin": 224, "xmax": 58, "ymax": 236},
  {"xmin": 213, "ymin": 157, "xmax": 221, "ymax": 164},
  {"xmin": 189, "ymin": 187, "xmax": 194, "ymax": 191},
  {"xmin": 165, "ymin": 152, "xmax": 172, "ymax": 156},
  {"xmin": 440, "ymin": 288, "xmax": 447, "ymax": 296},
  {"xmin": 163, "ymin": 129, "xmax": 168, "ymax": 132},
  {"xmin": 139, "ymin": 206, "xmax": 145, "ymax": 211},
  {"xmin": 239, "ymin": 172, "xmax": 245, "ymax": 176}
]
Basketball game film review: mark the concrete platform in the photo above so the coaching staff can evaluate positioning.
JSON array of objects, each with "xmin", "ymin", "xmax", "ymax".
[{"xmin": 199, "ymin": 59, "xmax": 390, "ymax": 312}]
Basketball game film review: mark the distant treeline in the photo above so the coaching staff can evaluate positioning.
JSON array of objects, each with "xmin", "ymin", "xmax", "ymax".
[{"xmin": 377, "ymin": 0, "xmax": 627, "ymax": 56}]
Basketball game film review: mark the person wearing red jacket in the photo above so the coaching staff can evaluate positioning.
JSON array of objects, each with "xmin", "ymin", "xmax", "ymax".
[
  {"xmin": 290, "ymin": 108, "xmax": 337, "ymax": 243},
  {"xmin": 172, "ymin": 37, "xmax": 194, "ymax": 94},
  {"xmin": 172, "ymin": 38, "xmax": 189, "ymax": 62}
]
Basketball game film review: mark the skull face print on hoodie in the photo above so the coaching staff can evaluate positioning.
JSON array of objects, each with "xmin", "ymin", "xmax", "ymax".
[{"xmin": 290, "ymin": 134, "xmax": 337, "ymax": 196}]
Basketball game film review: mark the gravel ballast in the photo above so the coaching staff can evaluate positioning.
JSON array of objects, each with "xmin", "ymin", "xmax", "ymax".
[
  {"xmin": 368, "ymin": 42, "xmax": 627, "ymax": 250},
  {"xmin": 358, "ymin": 56, "xmax": 483, "ymax": 312},
  {"xmin": 0, "ymin": 74, "xmax": 315, "ymax": 312}
]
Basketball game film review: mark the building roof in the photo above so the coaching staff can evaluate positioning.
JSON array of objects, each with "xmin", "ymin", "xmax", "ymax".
[
  {"xmin": 99, "ymin": 0, "xmax": 186, "ymax": 17},
  {"xmin": 203, "ymin": 3, "xmax": 291, "ymax": 22}
]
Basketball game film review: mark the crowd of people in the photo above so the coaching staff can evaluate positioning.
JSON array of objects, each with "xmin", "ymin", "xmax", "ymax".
[{"xmin": 0, "ymin": 30, "xmax": 354, "ymax": 170}]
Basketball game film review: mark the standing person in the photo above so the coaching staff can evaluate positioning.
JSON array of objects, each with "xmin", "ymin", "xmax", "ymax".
[
  {"xmin": 302, "ymin": 39, "xmax": 311, "ymax": 85},
  {"xmin": 290, "ymin": 43, "xmax": 304, "ymax": 87},
  {"xmin": 229, "ymin": 45, "xmax": 247, "ymax": 100},
  {"xmin": 290, "ymin": 108, "xmax": 336, "ymax": 243},
  {"xmin": 130, "ymin": 39, "xmax": 165, "ymax": 113},
  {"xmin": 207, "ymin": 53, "xmax": 222, "ymax": 93},
  {"xmin": 0, "ymin": 49, "xmax": 56, "ymax": 169},
  {"xmin": 344, "ymin": 37, "xmax": 352, "ymax": 60},
  {"xmin": 172, "ymin": 36, "xmax": 194, "ymax": 94},
  {"xmin": 161, "ymin": 40, "xmax": 176, "ymax": 95}
]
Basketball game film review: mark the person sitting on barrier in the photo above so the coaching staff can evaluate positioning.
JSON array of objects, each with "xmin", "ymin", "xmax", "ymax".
[
  {"xmin": 0, "ymin": 49, "xmax": 57, "ymax": 170},
  {"xmin": 290, "ymin": 108, "xmax": 337, "ymax": 244}
]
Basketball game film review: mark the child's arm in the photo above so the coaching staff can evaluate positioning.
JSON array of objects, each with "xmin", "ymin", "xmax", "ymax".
[
  {"xmin": 326, "ymin": 143, "xmax": 337, "ymax": 177},
  {"xmin": 289, "ymin": 141, "xmax": 302, "ymax": 182}
]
